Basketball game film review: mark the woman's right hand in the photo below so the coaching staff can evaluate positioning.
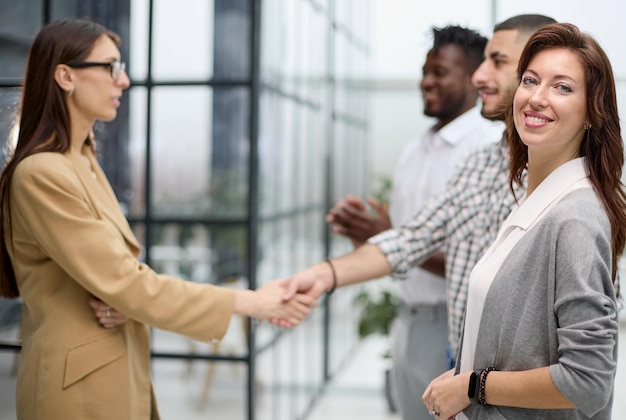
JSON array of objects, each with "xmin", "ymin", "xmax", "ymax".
[
  {"xmin": 235, "ymin": 279, "xmax": 318, "ymax": 328},
  {"xmin": 89, "ymin": 296, "xmax": 129, "ymax": 329},
  {"xmin": 255, "ymin": 279, "xmax": 318, "ymax": 326},
  {"xmin": 279, "ymin": 263, "xmax": 334, "ymax": 302}
]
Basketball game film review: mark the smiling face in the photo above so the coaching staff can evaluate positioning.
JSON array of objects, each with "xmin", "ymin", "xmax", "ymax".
[
  {"xmin": 513, "ymin": 47, "xmax": 588, "ymax": 161},
  {"xmin": 420, "ymin": 43, "xmax": 477, "ymax": 128},
  {"xmin": 68, "ymin": 34, "xmax": 130, "ymax": 125},
  {"xmin": 471, "ymin": 29, "xmax": 526, "ymax": 121}
]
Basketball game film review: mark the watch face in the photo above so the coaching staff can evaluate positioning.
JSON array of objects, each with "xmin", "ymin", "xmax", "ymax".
[{"xmin": 468, "ymin": 370, "xmax": 479, "ymax": 399}]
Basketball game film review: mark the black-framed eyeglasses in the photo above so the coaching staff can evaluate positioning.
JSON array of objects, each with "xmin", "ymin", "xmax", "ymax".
[{"xmin": 66, "ymin": 61, "xmax": 126, "ymax": 81}]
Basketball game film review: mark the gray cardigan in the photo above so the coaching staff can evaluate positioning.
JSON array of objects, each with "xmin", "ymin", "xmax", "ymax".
[{"xmin": 462, "ymin": 188, "xmax": 619, "ymax": 419}]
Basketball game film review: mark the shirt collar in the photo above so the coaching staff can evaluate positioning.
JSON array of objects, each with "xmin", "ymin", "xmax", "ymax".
[
  {"xmin": 511, "ymin": 157, "xmax": 590, "ymax": 230},
  {"xmin": 431, "ymin": 106, "xmax": 484, "ymax": 147}
]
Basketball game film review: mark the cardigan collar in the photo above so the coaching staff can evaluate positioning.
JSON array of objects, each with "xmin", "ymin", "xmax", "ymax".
[{"xmin": 507, "ymin": 157, "xmax": 591, "ymax": 231}]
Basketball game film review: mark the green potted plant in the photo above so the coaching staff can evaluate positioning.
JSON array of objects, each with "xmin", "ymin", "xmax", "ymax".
[
  {"xmin": 353, "ymin": 287, "xmax": 400, "ymax": 413},
  {"xmin": 353, "ymin": 289, "xmax": 399, "ymax": 340}
]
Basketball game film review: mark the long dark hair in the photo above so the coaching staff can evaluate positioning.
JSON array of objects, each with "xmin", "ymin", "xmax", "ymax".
[
  {"xmin": 508, "ymin": 23, "xmax": 626, "ymax": 289},
  {"xmin": 0, "ymin": 19, "xmax": 120, "ymax": 298}
]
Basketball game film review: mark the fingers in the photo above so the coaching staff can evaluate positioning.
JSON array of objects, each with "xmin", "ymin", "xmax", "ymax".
[
  {"xmin": 281, "ymin": 278, "xmax": 298, "ymax": 301},
  {"xmin": 89, "ymin": 296, "xmax": 128, "ymax": 329},
  {"xmin": 344, "ymin": 195, "xmax": 366, "ymax": 210},
  {"xmin": 422, "ymin": 387, "xmax": 438, "ymax": 419},
  {"xmin": 89, "ymin": 296, "xmax": 106, "ymax": 310},
  {"xmin": 422, "ymin": 381, "xmax": 433, "ymax": 405},
  {"xmin": 269, "ymin": 292, "xmax": 318, "ymax": 328},
  {"xmin": 421, "ymin": 370, "xmax": 468, "ymax": 420},
  {"xmin": 269, "ymin": 317, "xmax": 292, "ymax": 328},
  {"xmin": 281, "ymin": 295, "xmax": 313, "ymax": 322},
  {"xmin": 326, "ymin": 196, "xmax": 384, "ymax": 244},
  {"xmin": 366, "ymin": 196, "xmax": 388, "ymax": 215},
  {"xmin": 328, "ymin": 197, "xmax": 369, "ymax": 225},
  {"xmin": 331, "ymin": 207, "xmax": 371, "ymax": 231},
  {"xmin": 326, "ymin": 197, "xmax": 353, "ymax": 224},
  {"xmin": 294, "ymin": 292, "xmax": 318, "ymax": 308},
  {"xmin": 96, "ymin": 308, "xmax": 129, "ymax": 329}
]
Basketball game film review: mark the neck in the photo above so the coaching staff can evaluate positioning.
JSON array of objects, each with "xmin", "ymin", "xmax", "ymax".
[
  {"xmin": 69, "ymin": 120, "xmax": 94, "ymax": 156},
  {"xmin": 66, "ymin": 102, "xmax": 95, "ymax": 156},
  {"xmin": 435, "ymin": 104, "xmax": 474, "ymax": 130},
  {"xmin": 526, "ymin": 148, "xmax": 580, "ymax": 196}
]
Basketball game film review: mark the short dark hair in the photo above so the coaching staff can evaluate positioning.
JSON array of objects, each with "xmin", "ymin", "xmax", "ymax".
[
  {"xmin": 431, "ymin": 25, "xmax": 488, "ymax": 72},
  {"xmin": 494, "ymin": 14, "xmax": 557, "ymax": 39}
]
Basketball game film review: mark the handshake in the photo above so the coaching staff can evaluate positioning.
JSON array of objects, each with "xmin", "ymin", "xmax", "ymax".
[
  {"xmin": 237, "ymin": 259, "xmax": 337, "ymax": 328},
  {"xmin": 90, "ymin": 259, "xmax": 338, "ymax": 330}
]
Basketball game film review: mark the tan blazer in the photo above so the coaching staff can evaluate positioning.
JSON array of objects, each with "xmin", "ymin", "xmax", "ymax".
[{"xmin": 7, "ymin": 148, "xmax": 236, "ymax": 419}]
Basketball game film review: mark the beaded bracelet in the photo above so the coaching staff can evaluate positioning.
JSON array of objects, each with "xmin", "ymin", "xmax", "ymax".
[
  {"xmin": 478, "ymin": 367, "xmax": 497, "ymax": 407},
  {"xmin": 324, "ymin": 258, "xmax": 337, "ymax": 295}
]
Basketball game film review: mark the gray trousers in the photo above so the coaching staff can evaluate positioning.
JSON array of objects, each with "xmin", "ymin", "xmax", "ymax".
[{"xmin": 390, "ymin": 302, "xmax": 448, "ymax": 420}]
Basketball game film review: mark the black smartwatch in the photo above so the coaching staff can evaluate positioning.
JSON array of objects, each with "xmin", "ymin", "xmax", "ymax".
[{"xmin": 467, "ymin": 369, "xmax": 482, "ymax": 404}]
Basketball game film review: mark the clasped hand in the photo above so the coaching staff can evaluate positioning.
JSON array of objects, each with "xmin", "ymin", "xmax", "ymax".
[
  {"xmin": 422, "ymin": 369, "xmax": 472, "ymax": 419},
  {"xmin": 253, "ymin": 278, "xmax": 318, "ymax": 327},
  {"xmin": 89, "ymin": 296, "xmax": 128, "ymax": 329},
  {"xmin": 325, "ymin": 194, "xmax": 391, "ymax": 247}
]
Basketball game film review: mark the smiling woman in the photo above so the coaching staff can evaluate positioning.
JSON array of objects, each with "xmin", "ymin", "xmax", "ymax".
[
  {"xmin": 513, "ymin": 48, "xmax": 589, "ymax": 189},
  {"xmin": 424, "ymin": 22, "xmax": 625, "ymax": 420}
]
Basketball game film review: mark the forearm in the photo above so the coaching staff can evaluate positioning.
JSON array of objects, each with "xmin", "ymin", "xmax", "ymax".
[
  {"xmin": 484, "ymin": 367, "xmax": 575, "ymax": 409},
  {"xmin": 233, "ymin": 289, "xmax": 258, "ymax": 317},
  {"xmin": 326, "ymin": 244, "xmax": 393, "ymax": 290}
]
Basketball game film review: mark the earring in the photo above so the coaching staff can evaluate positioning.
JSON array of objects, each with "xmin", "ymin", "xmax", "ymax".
[
  {"xmin": 68, "ymin": 87, "xmax": 74, "ymax": 97},
  {"xmin": 583, "ymin": 122, "xmax": 594, "ymax": 145}
]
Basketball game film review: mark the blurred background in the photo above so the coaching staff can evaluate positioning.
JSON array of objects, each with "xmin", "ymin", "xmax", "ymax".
[{"xmin": 0, "ymin": 1, "xmax": 624, "ymax": 419}]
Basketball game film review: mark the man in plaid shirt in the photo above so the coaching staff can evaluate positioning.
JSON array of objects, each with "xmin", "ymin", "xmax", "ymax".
[{"xmin": 278, "ymin": 14, "xmax": 555, "ymax": 365}]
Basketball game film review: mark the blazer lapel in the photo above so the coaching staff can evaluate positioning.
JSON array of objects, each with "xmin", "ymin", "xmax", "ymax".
[{"xmin": 69, "ymin": 150, "xmax": 141, "ymax": 255}]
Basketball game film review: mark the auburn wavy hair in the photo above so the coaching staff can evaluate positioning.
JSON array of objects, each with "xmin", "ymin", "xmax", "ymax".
[{"xmin": 507, "ymin": 23, "xmax": 626, "ymax": 293}]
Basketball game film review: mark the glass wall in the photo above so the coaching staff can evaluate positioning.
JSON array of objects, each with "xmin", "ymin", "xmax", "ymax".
[
  {"xmin": 0, "ymin": 0, "xmax": 371, "ymax": 419},
  {"xmin": 255, "ymin": 1, "xmax": 371, "ymax": 418}
]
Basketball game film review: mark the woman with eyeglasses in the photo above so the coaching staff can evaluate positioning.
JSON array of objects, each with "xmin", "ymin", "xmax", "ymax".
[{"xmin": 0, "ymin": 18, "xmax": 315, "ymax": 420}]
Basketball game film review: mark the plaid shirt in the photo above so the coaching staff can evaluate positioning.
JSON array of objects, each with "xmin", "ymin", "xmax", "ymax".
[{"xmin": 370, "ymin": 138, "xmax": 525, "ymax": 355}]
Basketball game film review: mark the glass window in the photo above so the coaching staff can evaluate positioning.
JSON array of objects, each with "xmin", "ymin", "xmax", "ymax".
[
  {"xmin": 151, "ymin": 0, "xmax": 215, "ymax": 81},
  {"xmin": 150, "ymin": 0, "xmax": 251, "ymax": 82},
  {"xmin": 127, "ymin": 87, "xmax": 148, "ymax": 217},
  {"xmin": 258, "ymin": 91, "xmax": 280, "ymax": 216},
  {"xmin": 147, "ymin": 223, "xmax": 247, "ymax": 285},
  {"xmin": 129, "ymin": 0, "xmax": 150, "ymax": 81},
  {"xmin": 212, "ymin": 0, "xmax": 251, "ymax": 80},
  {"xmin": 149, "ymin": 86, "xmax": 249, "ymax": 218},
  {"xmin": 0, "ymin": 89, "xmax": 20, "ymax": 164},
  {"xmin": 0, "ymin": 2, "xmax": 39, "ymax": 80}
]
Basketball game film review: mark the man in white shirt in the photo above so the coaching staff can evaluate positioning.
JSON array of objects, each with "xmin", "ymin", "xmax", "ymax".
[{"xmin": 326, "ymin": 25, "xmax": 502, "ymax": 420}]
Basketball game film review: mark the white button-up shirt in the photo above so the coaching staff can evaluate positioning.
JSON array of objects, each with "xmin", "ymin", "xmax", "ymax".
[{"xmin": 390, "ymin": 106, "xmax": 502, "ymax": 305}]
